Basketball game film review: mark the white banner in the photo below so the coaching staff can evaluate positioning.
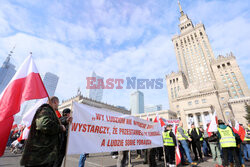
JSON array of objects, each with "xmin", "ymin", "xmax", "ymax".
[{"xmin": 67, "ymin": 102, "xmax": 163, "ymax": 155}]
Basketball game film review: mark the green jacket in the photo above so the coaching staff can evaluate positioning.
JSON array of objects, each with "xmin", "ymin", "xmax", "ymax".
[{"xmin": 20, "ymin": 104, "xmax": 63, "ymax": 166}]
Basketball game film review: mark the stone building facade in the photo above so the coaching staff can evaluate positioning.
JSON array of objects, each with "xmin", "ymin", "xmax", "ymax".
[
  {"xmin": 59, "ymin": 93, "xmax": 130, "ymax": 115},
  {"xmin": 166, "ymin": 2, "xmax": 250, "ymax": 129}
]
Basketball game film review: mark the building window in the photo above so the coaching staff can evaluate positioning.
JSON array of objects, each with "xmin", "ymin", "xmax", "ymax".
[
  {"xmin": 227, "ymin": 62, "xmax": 231, "ymax": 66},
  {"xmin": 231, "ymin": 72, "xmax": 235, "ymax": 76},
  {"xmin": 223, "ymin": 103, "xmax": 227, "ymax": 107},
  {"xmin": 170, "ymin": 80, "xmax": 172, "ymax": 84},
  {"xmin": 171, "ymin": 88, "xmax": 174, "ymax": 98},
  {"xmin": 221, "ymin": 97, "xmax": 225, "ymax": 100},
  {"xmin": 188, "ymin": 101, "xmax": 192, "ymax": 106},
  {"xmin": 217, "ymin": 65, "xmax": 221, "ymax": 69},
  {"xmin": 202, "ymin": 99, "xmax": 206, "ymax": 103},
  {"xmin": 195, "ymin": 100, "xmax": 199, "ymax": 104},
  {"xmin": 174, "ymin": 87, "xmax": 177, "ymax": 97},
  {"xmin": 225, "ymin": 112, "xmax": 230, "ymax": 116},
  {"xmin": 176, "ymin": 105, "xmax": 179, "ymax": 108},
  {"xmin": 222, "ymin": 64, "xmax": 225, "ymax": 67}
]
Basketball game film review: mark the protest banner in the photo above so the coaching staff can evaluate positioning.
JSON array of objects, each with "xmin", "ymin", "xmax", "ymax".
[{"xmin": 67, "ymin": 102, "xmax": 163, "ymax": 155}]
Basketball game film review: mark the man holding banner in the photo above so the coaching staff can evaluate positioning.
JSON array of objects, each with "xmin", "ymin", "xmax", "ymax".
[{"xmin": 20, "ymin": 96, "xmax": 66, "ymax": 167}]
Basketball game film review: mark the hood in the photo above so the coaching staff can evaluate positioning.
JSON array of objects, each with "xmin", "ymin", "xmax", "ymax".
[{"xmin": 218, "ymin": 124, "xmax": 227, "ymax": 129}]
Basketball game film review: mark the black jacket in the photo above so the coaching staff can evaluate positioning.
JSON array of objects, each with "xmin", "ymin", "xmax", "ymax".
[{"xmin": 189, "ymin": 128, "xmax": 202, "ymax": 142}]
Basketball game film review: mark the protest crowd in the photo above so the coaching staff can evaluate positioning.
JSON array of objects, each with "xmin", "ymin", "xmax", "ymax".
[{"xmin": 5, "ymin": 95, "xmax": 250, "ymax": 167}]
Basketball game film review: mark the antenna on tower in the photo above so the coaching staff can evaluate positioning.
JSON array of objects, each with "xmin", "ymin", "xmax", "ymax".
[
  {"xmin": 8, "ymin": 45, "xmax": 16, "ymax": 57},
  {"xmin": 178, "ymin": 0, "xmax": 184, "ymax": 16}
]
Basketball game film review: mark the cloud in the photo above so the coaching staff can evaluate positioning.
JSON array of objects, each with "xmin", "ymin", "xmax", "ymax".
[{"xmin": 0, "ymin": 0, "xmax": 249, "ymax": 110}]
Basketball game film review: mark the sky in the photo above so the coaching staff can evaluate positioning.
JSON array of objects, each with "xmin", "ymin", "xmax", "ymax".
[{"xmin": 0, "ymin": 0, "xmax": 249, "ymax": 110}]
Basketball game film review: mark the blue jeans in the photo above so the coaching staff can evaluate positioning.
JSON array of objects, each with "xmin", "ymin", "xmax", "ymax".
[
  {"xmin": 79, "ymin": 154, "xmax": 86, "ymax": 167},
  {"xmin": 239, "ymin": 145, "xmax": 244, "ymax": 165},
  {"xmin": 180, "ymin": 140, "xmax": 193, "ymax": 163},
  {"xmin": 202, "ymin": 141, "xmax": 208, "ymax": 156},
  {"xmin": 244, "ymin": 144, "xmax": 250, "ymax": 160}
]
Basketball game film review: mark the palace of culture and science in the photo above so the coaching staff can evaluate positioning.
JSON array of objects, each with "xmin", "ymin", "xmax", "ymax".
[{"xmin": 166, "ymin": 2, "xmax": 250, "ymax": 129}]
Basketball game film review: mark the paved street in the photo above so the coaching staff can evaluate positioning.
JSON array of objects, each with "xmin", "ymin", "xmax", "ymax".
[{"xmin": 1, "ymin": 148, "xmax": 238, "ymax": 167}]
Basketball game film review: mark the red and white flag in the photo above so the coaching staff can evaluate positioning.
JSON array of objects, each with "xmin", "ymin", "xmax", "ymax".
[
  {"xmin": 235, "ymin": 120, "xmax": 246, "ymax": 142},
  {"xmin": 208, "ymin": 111, "xmax": 218, "ymax": 132},
  {"xmin": 0, "ymin": 55, "xmax": 48, "ymax": 156},
  {"xmin": 153, "ymin": 113, "xmax": 165, "ymax": 127}
]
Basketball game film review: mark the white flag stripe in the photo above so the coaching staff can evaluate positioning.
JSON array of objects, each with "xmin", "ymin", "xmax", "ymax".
[
  {"xmin": 21, "ymin": 98, "xmax": 48, "ymax": 127},
  {"xmin": 0, "ymin": 55, "xmax": 39, "ymax": 99},
  {"xmin": 208, "ymin": 112, "xmax": 217, "ymax": 132}
]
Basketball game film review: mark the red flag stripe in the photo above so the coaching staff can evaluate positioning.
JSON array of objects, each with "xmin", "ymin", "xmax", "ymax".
[
  {"xmin": 0, "ymin": 72, "xmax": 48, "ymax": 122},
  {"xmin": 0, "ymin": 116, "xmax": 14, "ymax": 156}
]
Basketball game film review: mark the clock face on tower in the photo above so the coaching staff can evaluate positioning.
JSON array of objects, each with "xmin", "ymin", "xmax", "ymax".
[{"xmin": 180, "ymin": 18, "xmax": 187, "ymax": 24}]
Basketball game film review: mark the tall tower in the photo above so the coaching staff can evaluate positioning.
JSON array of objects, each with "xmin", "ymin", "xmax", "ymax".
[
  {"xmin": 172, "ymin": 1, "xmax": 215, "ymax": 84},
  {"xmin": 130, "ymin": 90, "xmax": 144, "ymax": 115},
  {"xmin": 166, "ymin": 1, "xmax": 250, "ymax": 129},
  {"xmin": 0, "ymin": 50, "xmax": 16, "ymax": 94},
  {"xmin": 43, "ymin": 72, "xmax": 59, "ymax": 96},
  {"xmin": 87, "ymin": 71, "xmax": 104, "ymax": 102}
]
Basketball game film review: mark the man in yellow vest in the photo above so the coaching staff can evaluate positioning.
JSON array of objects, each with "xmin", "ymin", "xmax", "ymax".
[
  {"xmin": 189, "ymin": 124, "xmax": 203, "ymax": 162},
  {"xmin": 243, "ymin": 123, "xmax": 250, "ymax": 161},
  {"xmin": 162, "ymin": 124, "xmax": 176, "ymax": 167},
  {"xmin": 217, "ymin": 119, "xmax": 240, "ymax": 167},
  {"xmin": 176, "ymin": 121, "xmax": 197, "ymax": 166}
]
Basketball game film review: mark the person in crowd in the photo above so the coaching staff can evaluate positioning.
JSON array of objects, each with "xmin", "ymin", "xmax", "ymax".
[
  {"xmin": 189, "ymin": 124, "xmax": 203, "ymax": 162},
  {"xmin": 54, "ymin": 108, "xmax": 72, "ymax": 167},
  {"xmin": 79, "ymin": 153, "xmax": 86, "ymax": 167},
  {"xmin": 117, "ymin": 151, "xmax": 128, "ymax": 167},
  {"xmin": 208, "ymin": 132, "xmax": 223, "ymax": 167},
  {"xmin": 204, "ymin": 123, "xmax": 212, "ymax": 156},
  {"xmin": 148, "ymin": 148, "xmax": 157, "ymax": 167},
  {"xmin": 162, "ymin": 124, "xmax": 176, "ymax": 167},
  {"xmin": 217, "ymin": 119, "xmax": 240, "ymax": 167},
  {"xmin": 111, "ymin": 151, "xmax": 118, "ymax": 159},
  {"xmin": 156, "ymin": 147, "xmax": 163, "ymax": 161},
  {"xmin": 20, "ymin": 96, "xmax": 66, "ymax": 167},
  {"xmin": 176, "ymin": 121, "xmax": 197, "ymax": 166},
  {"xmin": 243, "ymin": 123, "xmax": 250, "ymax": 161}
]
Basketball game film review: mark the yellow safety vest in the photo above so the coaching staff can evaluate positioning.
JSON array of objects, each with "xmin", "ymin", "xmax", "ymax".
[
  {"xmin": 163, "ymin": 131, "xmax": 175, "ymax": 146},
  {"xmin": 218, "ymin": 127, "xmax": 236, "ymax": 148},
  {"xmin": 176, "ymin": 127, "xmax": 189, "ymax": 140}
]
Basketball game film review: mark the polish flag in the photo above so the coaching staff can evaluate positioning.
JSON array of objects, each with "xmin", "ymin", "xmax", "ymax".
[
  {"xmin": 235, "ymin": 120, "xmax": 246, "ymax": 142},
  {"xmin": 206, "ymin": 123, "xmax": 212, "ymax": 137},
  {"xmin": 208, "ymin": 112, "xmax": 218, "ymax": 132},
  {"xmin": 0, "ymin": 55, "xmax": 48, "ymax": 156},
  {"xmin": 153, "ymin": 113, "xmax": 165, "ymax": 127},
  {"xmin": 173, "ymin": 123, "xmax": 181, "ymax": 166},
  {"xmin": 146, "ymin": 113, "xmax": 149, "ymax": 121}
]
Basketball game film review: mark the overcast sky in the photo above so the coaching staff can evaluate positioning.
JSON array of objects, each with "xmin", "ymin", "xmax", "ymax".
[{"xmin": 0, "ymin": 0, "xmax": 249, "ymax": 109}]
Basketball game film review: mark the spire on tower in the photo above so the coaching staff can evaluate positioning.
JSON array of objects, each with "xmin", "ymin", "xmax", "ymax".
[
  {"xmin": 178, "ymin": 0, "xmax": 184, "ymax": 16},
  {"xmin": 3, "ymin": 46, "xmax": 15, "ymax": 68}
]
